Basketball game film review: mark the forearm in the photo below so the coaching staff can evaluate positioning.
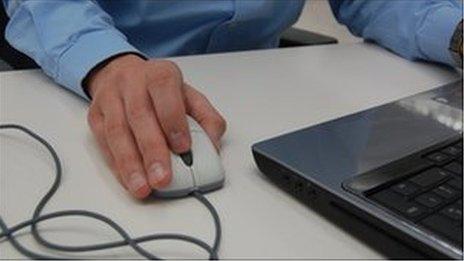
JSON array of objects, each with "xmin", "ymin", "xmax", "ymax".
[
  {"xmin": 330, "ymin": 0, "xmax": 463, "ymax": 67},
  {"xmin": 3, "ymin": 0, "xmax": 142, "ymax": 99}
]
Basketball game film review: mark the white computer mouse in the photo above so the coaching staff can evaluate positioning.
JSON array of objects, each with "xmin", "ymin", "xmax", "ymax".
[{"xmin": 153, "ymin": 117, "xmax": 225, "ymax": 198}]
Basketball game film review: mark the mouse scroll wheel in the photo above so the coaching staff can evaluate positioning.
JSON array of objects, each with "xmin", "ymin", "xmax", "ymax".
[{"xmin": 179, "ymin": 151, "xmax": 193, "ymax": 167}]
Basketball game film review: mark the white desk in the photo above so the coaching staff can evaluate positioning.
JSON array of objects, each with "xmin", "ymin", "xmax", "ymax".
[{"xmin": 0, "ymin": 43, "xmax": 460, "ymax": 259}]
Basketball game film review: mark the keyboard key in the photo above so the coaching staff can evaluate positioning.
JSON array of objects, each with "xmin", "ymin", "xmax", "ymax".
[
  {"xmin": 446, "ymin": 177, "xmax": 463, "ymax": 190},
  {"xmin": 410, "ymin": 168, "xmax": 449, "ymax": 188},
  {"xmin": 442, "ymin": 146, "xmax": 462, "ymax": 157},
  {"xmin": 444, "ymin": 162, "xmax": 462, "ymax": 175},
  {"xmin": 415, "ymin": 193, "xmax": 443, "ymax": 208},
  {"xmin": 426, "ymin": 152, "xmax": 451, "ymax": 165},
  {"xmin": 372, "ymin": 190, "xmax": 426, "ymax": 220},
  {"xmin": 456, "ymin": 201, "xmax": 462, "ymax": 211},
  {"xmin": 392, "ymin": 181, "xmax": 419, "ymax": 196},
  {"xmin": 441, "ymin": 204, "xmax": 463, "ymax": 221},
  {"xmin": 402, "ymin": 205, "xmax": 426, "ymax": 219},
  {"xmin": 433, "ymin": 185, "xmax": 459, "ymax": 200},
  {"xmin": 421, "ymin": 214, "xmax": 462, "ymax": 245}
]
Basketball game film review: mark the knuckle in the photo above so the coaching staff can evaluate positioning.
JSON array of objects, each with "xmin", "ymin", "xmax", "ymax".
[
  {"xmin": 113, "ymin": 70, "xmax": 133, "ymax": 85},
  {"xmin": 109, "ymin": 70, "xmax": 139, "ymax": 90},
  {"xmin": 212, "ymin": 115, "xmax": 227, "ymax": 133},
  {"xmin": 158, "ymin": 60, "xmax": 179, "ymax": 71},
  {"xmin": 87, "ymin": 107, "xmax": 100, "ymax": 130},
  {"xmin": 87, "ymin": 110, "xmax": 96, "ymax": 128},
  {"xmin": 160, "ymin": 115, "xmax": 187, "ymax": 137},
  {"xmin": 157, "ymin": 66, "xmax": 176, "ymax": 81},
  {"xmin": 190, "ymin": 100, "xmax": 204, "ymax": 114},
  {"xmin": 148, "ymin": 60, "xmax": 181, "ymax": 86},
  {"xmin": 105, "ymin": 118, "xmax": 125, "ymax": 137},
  {"xmin": 191, "ymin": 92, "xmax": 208, "ymax": 109},
  {"xmin": 94, "ymin": 86, "xmax": 118, "ymax": 105},
  {"xmin": 126, "ymin": 102, "xmax": 148, "ymax": 123}
]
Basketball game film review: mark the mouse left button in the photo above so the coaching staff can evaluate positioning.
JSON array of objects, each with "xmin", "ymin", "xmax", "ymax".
[{"xmin": 152, "ymin": 154, "xmax": 195, "ymax": 198}]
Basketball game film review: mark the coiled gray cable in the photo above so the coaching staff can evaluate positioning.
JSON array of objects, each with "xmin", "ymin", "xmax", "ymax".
[{"xmin": 0, "ymin": 124, "xmax": 222, "ymax": 260}]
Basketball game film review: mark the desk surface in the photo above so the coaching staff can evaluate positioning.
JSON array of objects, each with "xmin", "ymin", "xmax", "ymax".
[{"xmin": 0, "ymin": 43, "xmax": 460, "ymax": 259}]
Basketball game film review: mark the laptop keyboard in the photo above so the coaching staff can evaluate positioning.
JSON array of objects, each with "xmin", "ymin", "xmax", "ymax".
[{"xmin": 369, "ymin": 140, "xmax": 463, "ymax": 247}]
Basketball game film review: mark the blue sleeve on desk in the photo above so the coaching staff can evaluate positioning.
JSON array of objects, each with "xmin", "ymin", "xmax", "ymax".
[{"xmin": 3, "ymin": 0, "xmax": 144, "ymax": 100}]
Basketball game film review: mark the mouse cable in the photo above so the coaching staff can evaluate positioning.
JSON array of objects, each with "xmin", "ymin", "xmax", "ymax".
[{"xmin": 0, "ymin": 124, "xmax": 221, "ymax": 260}]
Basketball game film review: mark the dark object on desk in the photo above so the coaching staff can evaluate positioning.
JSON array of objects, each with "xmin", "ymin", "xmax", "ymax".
[
  {"xmin": 252, "ymin": 81, "xmax": 463, "ymax": 259},
  {"xmin": 0, "ymin": 3, "xmax": 337, "ymax": 71},
  {"xmin": 279, "ymin": 27, "xmax": 338, "ymax": 47}
]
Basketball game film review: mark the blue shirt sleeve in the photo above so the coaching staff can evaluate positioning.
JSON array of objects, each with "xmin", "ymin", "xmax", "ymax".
[
  {"xmin": 329, "ymin": 0, "xmax": 463, "ymax": 67},
  {"xmin": 2, "ymin": 0, "xmax": 144, "ymax": 99}
]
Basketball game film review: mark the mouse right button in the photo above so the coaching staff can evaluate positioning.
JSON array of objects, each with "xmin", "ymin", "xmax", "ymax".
[{"xmin": 191, "ymin": 132, "xmax": 225, "ymax": 192}]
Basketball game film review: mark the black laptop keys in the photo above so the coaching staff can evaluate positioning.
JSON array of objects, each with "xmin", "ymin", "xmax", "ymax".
[{"xmin": 370, "ymin": 140, "xmax": 463, "ymax": 248}]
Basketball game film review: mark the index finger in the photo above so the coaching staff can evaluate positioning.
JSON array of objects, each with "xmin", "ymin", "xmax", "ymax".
[{"xmin": 146, "ymin": 60, "xmax": 191, "ymax": 154}]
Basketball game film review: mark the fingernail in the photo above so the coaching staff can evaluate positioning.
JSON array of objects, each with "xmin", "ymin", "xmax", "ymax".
[
  {"xmin": 170, "ymin": 131, "xmax": 189, "ymax": 151},
  {"xmin": 127, "ymin": 172, "xmax": 147, "ymax": 194},
  {"xmin": 148, "ymin": 162, "xmax": 166, "ymax": 187}
]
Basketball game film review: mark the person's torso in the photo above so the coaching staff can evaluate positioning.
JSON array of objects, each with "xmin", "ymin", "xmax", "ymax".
[{"xmin": 97, "ymin": 0, "xmax": 305, "ymax": 57}]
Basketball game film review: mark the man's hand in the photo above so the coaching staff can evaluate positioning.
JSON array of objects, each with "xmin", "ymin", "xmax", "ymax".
[{"xmin": 86, "ymin": 54, "xmax": 226, "ymax": 199}]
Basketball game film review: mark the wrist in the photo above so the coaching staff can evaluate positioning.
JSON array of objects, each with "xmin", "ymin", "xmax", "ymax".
[{"xmin": 84, "ymin": 53, "xmax": 147, "ymax": 98}]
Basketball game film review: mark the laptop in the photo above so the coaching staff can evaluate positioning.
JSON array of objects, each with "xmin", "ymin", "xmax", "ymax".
[{"xmin": 252, "ymin": 81, "xmax": 463, "ymax": 259}]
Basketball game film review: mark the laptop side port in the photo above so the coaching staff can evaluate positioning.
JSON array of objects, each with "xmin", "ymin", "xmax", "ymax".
[
  {"xmin": 252, "ymin": 149, "xmax": 320, "ymax": 205},
  {"xmin": 251, "ymin": 148, "xmax": 449, "ymax": 259}
]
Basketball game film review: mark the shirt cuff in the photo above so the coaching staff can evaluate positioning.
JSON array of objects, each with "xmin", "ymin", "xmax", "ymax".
[
  {"xmin": 56, "ymin": 29, "xmax": 144, "ymax": 100},
  {"xmin": 417, "ymin": 5, "xmax": 463, "ymax": 67}
]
